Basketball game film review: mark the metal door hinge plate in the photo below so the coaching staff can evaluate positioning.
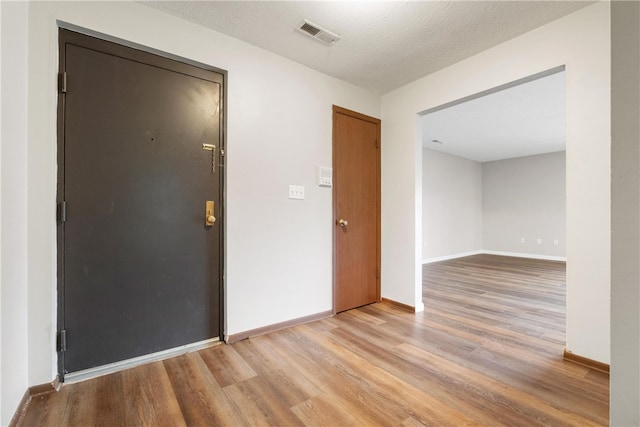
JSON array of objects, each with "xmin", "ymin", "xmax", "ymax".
[
  {"xmin": 57, "ymin": 201, "xmax": 67, "ymax": 223},
  {"xmin": 59, "ymin": 72, "xmax": 67, "ymax": 93},
  {"xmin": 58, "ymin": 330, "xmax": 67, "ymax": 352}
]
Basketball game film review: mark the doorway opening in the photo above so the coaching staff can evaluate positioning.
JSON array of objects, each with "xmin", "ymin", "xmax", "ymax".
[{"xmin": 418, "ymin": 66, "xmax": 567, "ymax": 347}]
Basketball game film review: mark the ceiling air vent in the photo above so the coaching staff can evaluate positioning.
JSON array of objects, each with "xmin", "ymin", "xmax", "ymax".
[{"xmin": 296, "ymin": 19, "xmax": 340, "ymax": 45}]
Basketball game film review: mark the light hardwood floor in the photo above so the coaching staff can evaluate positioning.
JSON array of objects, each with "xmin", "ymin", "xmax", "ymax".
[{"xmin": 18, "ymin": 254, "xmax": 608, "ymax": 426}]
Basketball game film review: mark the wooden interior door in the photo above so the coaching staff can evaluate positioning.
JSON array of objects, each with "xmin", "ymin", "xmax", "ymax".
[
  {"xmin": 57, "ymin": 29, "xmax": 225, "ymax": 377},
  {"xmin": 333, "ymin": 106, "xmax": 381, "ymax": 312}
]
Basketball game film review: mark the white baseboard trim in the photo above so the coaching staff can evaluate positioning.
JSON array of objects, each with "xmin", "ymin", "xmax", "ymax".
[
  {"xmin": 422, "ymin": 250, "xmax": 483, "ymax": 264},
  {"xmin": 63, "ymin": 337, "xmax": 220, "ymax": 384},
  {"xmin": 423, "ymin": 250, "xmax": 566, "ymax": 264},
  {"xmin": 481, "ymin": 250, "xmax": 566, "ymax": 262}
]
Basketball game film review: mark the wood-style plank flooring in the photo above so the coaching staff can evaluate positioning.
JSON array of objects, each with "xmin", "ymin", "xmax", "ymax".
[{"xmin": 19, "ymin": 254, "xmax": 609, "ymax": 426}]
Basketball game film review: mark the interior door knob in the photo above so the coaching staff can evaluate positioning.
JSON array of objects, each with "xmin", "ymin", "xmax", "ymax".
[{"xmin": 338, "ymin": 219, "xmax": 348, "ymax": 227}]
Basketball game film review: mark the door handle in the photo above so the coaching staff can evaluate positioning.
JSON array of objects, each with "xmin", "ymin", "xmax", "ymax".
[
  {"xmin": 205, "ymin": 201, "xmax": 216, "ymax": 226},
  {"xmin": 338, "ymin": 219, "xmax": 348, "ymax": 227}
]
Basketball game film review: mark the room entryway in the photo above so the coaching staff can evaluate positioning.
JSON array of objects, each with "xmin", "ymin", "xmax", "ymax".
[{"xmin": 57, "ymin": 29, "xmax": 225, "ymax": 378}]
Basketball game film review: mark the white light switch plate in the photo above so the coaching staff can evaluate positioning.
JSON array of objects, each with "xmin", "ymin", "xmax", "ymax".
[
  {"xmin": 317, "ymin": 166, "xmax": 332, "ymax": 187},
  {"xmin": 288, "ymin": 185, "xmax": 305, "ymax": 200}
]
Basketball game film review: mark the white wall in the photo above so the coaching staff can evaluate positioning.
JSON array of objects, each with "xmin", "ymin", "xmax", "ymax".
[
  {"xmin": 611, "ymin": 1, "xmax": 640, "ymax": 425},
  {"xmin": 1, "ymin": 2, "xmax": 30, "ymax": 425},
  {"xmin": 422, "ymin": 148, "xmax": 482, "ymax": 261},
  {"xmin": 1, "ymin": 0, "xmax": 380, "ymax": 420},
  {"xmin": 482, "ymin": 152, "xmax": 566, "ymax": 258},
  {"xmin": 382, "ymin": 2, "xmax": 610, "ymax": 363},
  {"xmin": 422, "ymin": 150, "xmax": 566, "ymax": 262}
]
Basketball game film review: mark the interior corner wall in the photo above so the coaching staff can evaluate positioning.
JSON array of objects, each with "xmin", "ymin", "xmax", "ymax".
[
  {"xmin": 1, "ymin": 2, "xmax": 30, "ymax": 424},
  {"xmin": 482, "ymin": 151, "xmax": 566, "ymax": 258},
  {"xmin": 422, "ymin": 148, "xmax": 482, "ymax": 262},
  {"xmin": 381, "ymin": 2, "xmax": 610, "ymax": 363},
  {"xmin": 611, "ymin": 1, "xmax": 640, "ymax": 425},
  {"xmin": 20, "ymin": 0, "xmax": 380, "ymax": 395}
]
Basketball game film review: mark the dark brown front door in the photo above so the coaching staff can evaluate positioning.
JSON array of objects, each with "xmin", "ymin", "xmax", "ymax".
[
  {"xmin": 57, "ymin": 29, "xmax": 225, "ymax": 377},
  {"xmin": 333, "ymin": 106, "xmax": 381, "ymax": 312}
]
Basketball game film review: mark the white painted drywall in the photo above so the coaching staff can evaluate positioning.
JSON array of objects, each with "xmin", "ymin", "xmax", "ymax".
[
  {"xmin": 382, "ymin": 2, "xmax": 610, "ymax": 363},
  {"xmin": 611, "ymin": 1, "xmax": 640, "ymax": 425},
  {"xmin": 421, "ymin": 150, "xmax": 565, "ymax": 262},
  {"xmin": 1, "ymin": 0, "xmax": 380, "ymax": 417},
  {"xmin": 482, "ymin": 152, "xmax": 566, "ymax": 258},
  {"xmin": 1, "ymin": 2, "xmax": 30, "ymax": 425},
  {"xmin": 422, "ymin": 148, "xmax": 482, "ymax": 261}
]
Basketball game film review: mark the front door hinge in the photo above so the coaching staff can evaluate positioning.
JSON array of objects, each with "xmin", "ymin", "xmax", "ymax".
[
  {"xmin": 57, "ymin": 330, "xmax": 67, "ymax": 352},
  {"xmin": 375, "ymin": 138, "xmax": 380, "ymax": 149},
  {"xmin": 59, "ymin": 72, "xmax": 67, "ymax": 93},
  {"xmin": 57, "ymin": 201, "xmax": 67, "ymax": 223},
  {"xmin": 376, "ymin": 268, "xmax": 380, "ymax": 280}
]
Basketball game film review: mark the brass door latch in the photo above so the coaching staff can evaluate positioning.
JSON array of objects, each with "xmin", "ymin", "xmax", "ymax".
[{"xmin": 205, "ymin": 200, "xmax": 216, "ymax": 226}]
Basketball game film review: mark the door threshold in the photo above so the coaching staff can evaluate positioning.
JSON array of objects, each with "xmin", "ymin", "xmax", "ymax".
[{"xmin": 63, "ymin": 337, "xmax": 221, "ymax": 384}]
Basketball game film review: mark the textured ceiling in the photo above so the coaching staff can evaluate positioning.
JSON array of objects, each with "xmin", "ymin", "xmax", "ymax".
[
  {"xmin": 422, "ymin": 70, "xmax": 566, "ymax": 162},
  {"xmin": 142, "ymin": 1, "xmax": 591, "ymax": 94}
]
